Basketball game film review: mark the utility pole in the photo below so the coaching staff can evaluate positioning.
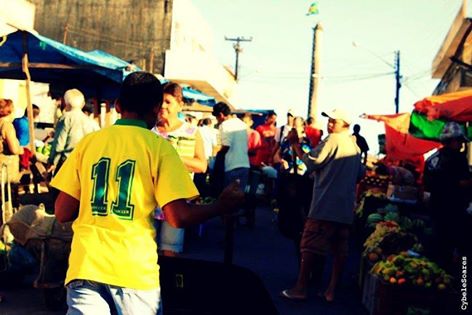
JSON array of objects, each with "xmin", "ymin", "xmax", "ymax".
[
  {"xmin": 149, "ymin": 47, "xmax": 155, "ymax": 73},
  {"xmin": 394, "ymin": 50, "xmax": 401, "ymax": 114},
  {"xmin": 308, "ymin": 23, "xmax": 323, "ymax": 118},
  {"xmin": 225, "ymin": 36, "xmax": 252, "ymax": 81},
  {"xmin": 63, "ymin": 23, "xmax": 69, "ymax": 44}
]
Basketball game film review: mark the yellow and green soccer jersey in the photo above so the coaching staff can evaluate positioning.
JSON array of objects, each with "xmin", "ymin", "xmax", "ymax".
[{"xmin": 50, "ymin": 119, "xmax": 199, "ymax": 290}]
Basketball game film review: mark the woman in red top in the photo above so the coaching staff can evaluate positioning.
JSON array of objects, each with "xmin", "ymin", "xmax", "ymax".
[{"xmin": 304, "ymin": 116, "xmax": 323, "ymax": 148}]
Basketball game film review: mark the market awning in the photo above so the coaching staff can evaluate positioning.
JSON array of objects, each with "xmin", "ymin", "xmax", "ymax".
[
  {"xmin": 0, "ymin": 30, "xmax": 138, "ymax": 98},
  {"xmin": 409, "ymin": 90, "xmax": 472, "ymax": 141},
  {"xmin": 413, "ymin": 90, "xmax": 472, "ymax": 122},
  {"xmin": 182, "ymin": 86, "xmax": 216, "ymax": 106},
  {"xmin": 0, "ymin": 29, "xmax": 139, "ymax": 151},
  {"xmin": 159, "ymin": 78, "xmax": 216, "ymax": 106},
  {"xmin": 363, "ymin": 113, "xmax": 440, "ymax": 162}
]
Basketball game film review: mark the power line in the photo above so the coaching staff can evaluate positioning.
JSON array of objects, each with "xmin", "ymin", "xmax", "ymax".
[{"xmin": 243, "ymin": 71, "xmax": 394, "ymax": 83}]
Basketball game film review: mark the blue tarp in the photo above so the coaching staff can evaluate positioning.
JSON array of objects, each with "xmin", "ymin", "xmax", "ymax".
[
  {"xmin": 0, "ymin": 30, "xmax": 138, "ymax": 98},
  {"xmin": 0, "ymin": 30, "xmax": 218, "ymax": 104},
  {"xmin": 182, "ymin": 86, "xmax": 216, "ymax": 106}
]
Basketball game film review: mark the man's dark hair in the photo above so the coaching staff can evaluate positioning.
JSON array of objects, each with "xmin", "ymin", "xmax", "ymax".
[
  {"xmin": 119, "ymin": 72, "xmax": 163, "ymax": 116},
  {"xmin": 375, "ymin": 163, "xmax": 389, "ymax": 176},
  {"xmin": 25, "ymin": 104, "xmax": 40, "ymax": 116},
  {"xmin": 82, "ymin": 103, "xmax": 94, "ymax": 115},
  {"xmin": 212, "ymin": 102, "xmax": 231, "ymax": 117},
  {"xmin": 202, "ymin": 118, "xmax": 212, "ymax": 126},
  {"xmin": 353, "ymin": 124, "xmax": 361, "ymax": 133}
]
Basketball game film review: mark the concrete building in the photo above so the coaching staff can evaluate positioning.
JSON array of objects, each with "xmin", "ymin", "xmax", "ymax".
[
  {"xmin": 31, "ymin": 0, "xmax": 237, "ymax": 106},
  {"xmin": 432, "ymin": 0, "xmax": 472, "ymax": 94}
]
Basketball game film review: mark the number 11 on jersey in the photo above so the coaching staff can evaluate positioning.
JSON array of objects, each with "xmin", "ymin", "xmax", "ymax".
[{"xmin": 91, "ymin": 157, "xmax": 136, "ymax": 220}]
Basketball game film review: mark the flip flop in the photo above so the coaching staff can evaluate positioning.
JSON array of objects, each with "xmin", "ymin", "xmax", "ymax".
[{"xmin": 279, "ymin": 289, "xmax": 306, "ymax": 301}]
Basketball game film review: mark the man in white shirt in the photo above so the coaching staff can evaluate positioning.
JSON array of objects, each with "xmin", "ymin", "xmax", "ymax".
[
  {"xmin": 272, "ymin": 110, "xmax": 295, "ymax": 163},
  {"xmin": 194, "ymin": 117, "xmax": 218, "ymax": 196},
  {"xmin": 212, "ymin": 102, "xmax": 249, "ymax": 191},
  {"xmin": 275, "ymin": 109, "xmax": 295, "ymax": 144},
  {"xmin": 198, "ymin": 117, "xmax": 218, "ymax": 160}
]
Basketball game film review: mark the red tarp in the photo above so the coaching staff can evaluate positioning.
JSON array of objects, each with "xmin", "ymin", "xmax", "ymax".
[
  {"xmin": 414, "ymin": 89, "xmax": 472, "ymax": 122},
  {"xmin": 364, "ymin": 113, "xmax": 440, "ymax": 162}
]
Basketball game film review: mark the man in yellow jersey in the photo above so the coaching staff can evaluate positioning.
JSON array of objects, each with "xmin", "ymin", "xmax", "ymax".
[{"xmin": 51, "ymin": 72, "xmax": 244, "ymax": 315}]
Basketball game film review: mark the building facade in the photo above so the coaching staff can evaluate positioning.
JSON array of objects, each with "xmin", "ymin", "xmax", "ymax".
[
  {"xmin": 432, "ymin": 0, "xmax": 472, "ymax": 94},
  {"xmin": 31, "ymin": 0, "xmax": 236, "ymax": 105}
]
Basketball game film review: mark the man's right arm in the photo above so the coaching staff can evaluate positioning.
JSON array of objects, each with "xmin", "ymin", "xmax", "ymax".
[
  {"xmin": 288, "ymin": 129, "xmax": 332, "ymax": 173},
  {"xmin": 162, "ymin": 181, "xmax": 244, "ymax": 228}
]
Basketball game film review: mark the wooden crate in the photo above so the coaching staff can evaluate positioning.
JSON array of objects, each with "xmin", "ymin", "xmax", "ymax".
[
  {"xmin": 361, "ymin": 271, "xmax": 379, "ymax": 315},
  {"xmin": 363, "ymin": 274, "xmax": 452, "ymax": 315}
]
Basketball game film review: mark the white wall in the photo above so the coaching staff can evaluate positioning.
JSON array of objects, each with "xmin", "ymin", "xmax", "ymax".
[
  {"xmin": 165, "ymin": 0, "xmax": 237, "ymax": 104},
  {"xmin": 0, "ymin": 0, "xmax": 35, "ymax": 30}
]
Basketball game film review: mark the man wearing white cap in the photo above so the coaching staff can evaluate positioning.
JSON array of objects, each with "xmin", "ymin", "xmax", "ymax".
[{"xmin": 281, "ymin": 108, "xmax": 364, "ymax": 303}]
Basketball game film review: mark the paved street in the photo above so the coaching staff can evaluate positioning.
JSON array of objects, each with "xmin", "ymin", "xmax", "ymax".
[{"xmin": 0, "ymin": 205, "xmax": 367, "ymax": 315}]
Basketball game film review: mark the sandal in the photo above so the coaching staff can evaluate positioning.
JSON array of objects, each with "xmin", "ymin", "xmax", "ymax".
[{"xmin": 280, "ymin": 289, "xmax": 306, "ymax": 301}]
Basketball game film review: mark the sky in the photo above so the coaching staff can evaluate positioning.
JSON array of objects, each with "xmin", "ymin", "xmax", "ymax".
[{"xmin": 191, "ymin": 0, "xmax": 464, "ymax": 153}]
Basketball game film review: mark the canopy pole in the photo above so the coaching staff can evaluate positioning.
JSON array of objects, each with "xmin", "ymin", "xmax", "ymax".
[{"xmin": 21, "ymin": 53, "xmax": 36, "ymax": 154}]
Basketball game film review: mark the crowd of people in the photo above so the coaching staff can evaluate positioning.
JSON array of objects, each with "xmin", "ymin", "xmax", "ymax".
[
  {"xmin": 1, "ymin": 70, "xmax": 471, "ymax": 314},
  {"xmin": 0, "ymin": 75, "xmax": 370, "ymax": 313}
]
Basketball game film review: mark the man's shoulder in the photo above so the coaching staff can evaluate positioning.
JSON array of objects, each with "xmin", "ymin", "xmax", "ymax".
[
  {"xmin": 222, "ymin": 117, "xmax": 245, "ymax": 131},
  {"xmin": 330, "ymin": 131, "xmax": 352, "ymax": 141}
]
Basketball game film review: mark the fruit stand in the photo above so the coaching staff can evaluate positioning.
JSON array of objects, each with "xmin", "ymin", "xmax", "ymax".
[
  {"xmin": 357, "ymin": 197, "xmax": 454, "ymax": 315},
  {"xmin": 357, "ymin": 90, "xmax": 472, "ymax": 314}
]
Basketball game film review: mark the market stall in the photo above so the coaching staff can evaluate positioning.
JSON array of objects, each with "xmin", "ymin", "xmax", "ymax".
[
  {"xmin": 0, "ymin": 29, "xmax": 138, "ymax": 151},
  {"xmin": 356, "ymin": 90, "xmax": 472, "ymax": 314}
]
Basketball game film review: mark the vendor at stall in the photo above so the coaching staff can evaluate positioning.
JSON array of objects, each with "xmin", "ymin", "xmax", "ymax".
[
  {"xmin": 423, "ymin": 121, "xmax": 472, "ymax": 272},
  {"xmin": 374, "ymin": 162, "xmax": 416, "ymax": 186}
]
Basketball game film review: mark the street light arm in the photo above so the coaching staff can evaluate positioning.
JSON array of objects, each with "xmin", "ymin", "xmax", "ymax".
[{"xmin": 352, "ymin": 41, "xmax": 395, "ymax": 69}]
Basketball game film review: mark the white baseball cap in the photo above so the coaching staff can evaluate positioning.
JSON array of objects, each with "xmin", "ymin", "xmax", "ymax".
[{"xmin": 321, "ymin": 108, "xmax": 352, "ymax": 125}]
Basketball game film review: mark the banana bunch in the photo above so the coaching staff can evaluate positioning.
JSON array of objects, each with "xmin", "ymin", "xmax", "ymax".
[
  {"xmin": 355, "ymin": 190, "xmax": 387, "ymax": 217},
  {"xmin": 371, "ymin": 253, "xmax": 452, "ymax": 290}
]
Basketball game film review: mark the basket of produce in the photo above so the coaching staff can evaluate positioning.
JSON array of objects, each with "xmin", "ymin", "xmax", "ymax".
[{"xmin": 368, "ymin": 253, "xmax": 453, "ymax": 315}]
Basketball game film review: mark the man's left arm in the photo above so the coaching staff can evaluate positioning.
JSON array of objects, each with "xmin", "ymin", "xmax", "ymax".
[{"xmin": 55, "ymin": 191, "xmax": 79, "ymax": 223}]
